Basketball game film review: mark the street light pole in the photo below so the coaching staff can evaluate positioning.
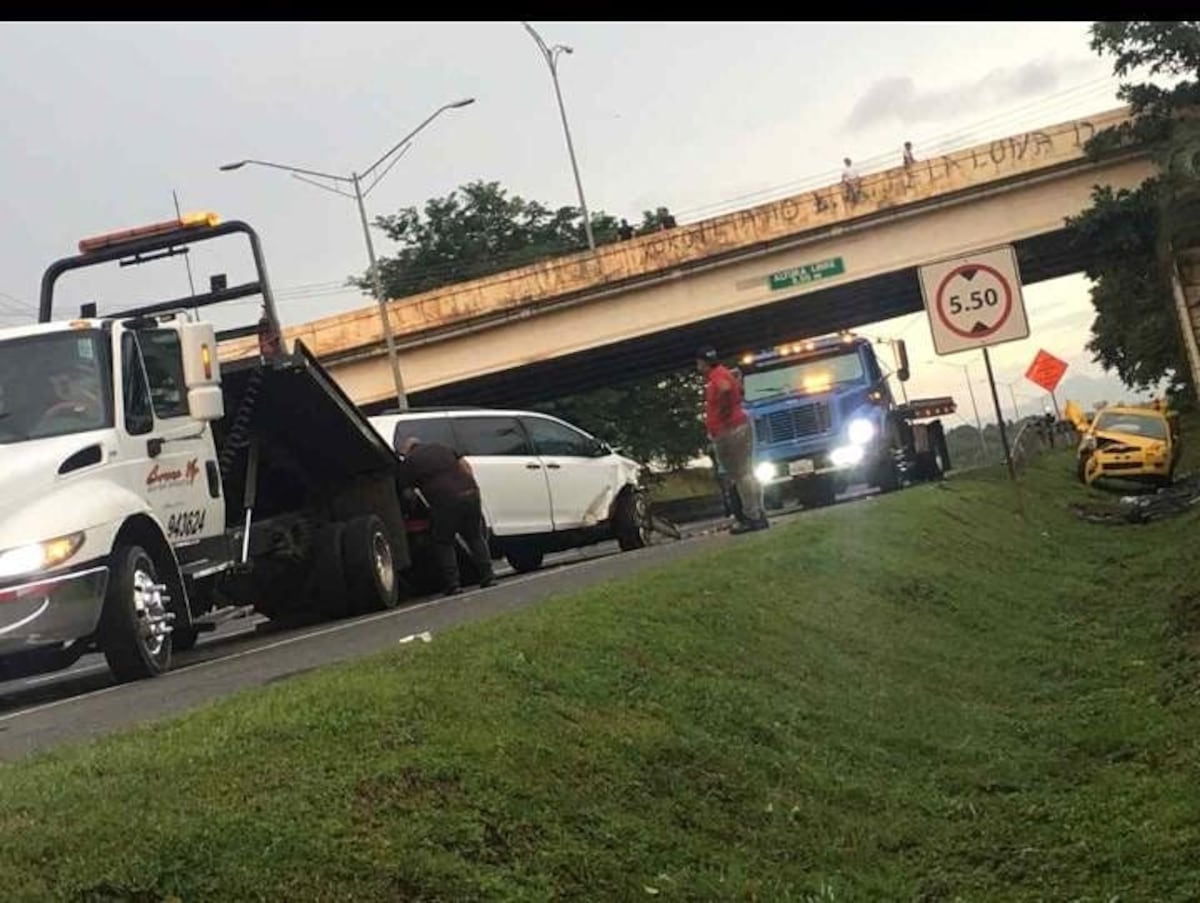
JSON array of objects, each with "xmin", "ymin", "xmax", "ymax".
[
  {"xmin": 351, "ymin": 171, "xmax": 405, "ymax": 407},
  {"xmin": 1006, "ymin": 382, "xmax": 1021, "ymax": 422},
  {"xmin": 522, "ymin": 21, "xmax": 595, "ymax": 252},
  {"xmin": 928, "ymin": 358, "xmax": 988, "ymax": 461},
  {"xmin": 220, "ymin": 97, "xmax": 476, "ymax": 411}
]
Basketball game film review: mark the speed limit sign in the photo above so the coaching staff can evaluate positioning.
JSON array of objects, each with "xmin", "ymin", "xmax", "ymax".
[{"xmin": 918, "ymin": 244, "xmax": 1030, "ymax": 355}]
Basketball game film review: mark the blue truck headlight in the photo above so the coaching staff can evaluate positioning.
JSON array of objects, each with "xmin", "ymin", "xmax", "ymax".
[
  {"xmin": 755, "ymin": 461, "xmax": 778, "ymax": 484},
  {"xmin": 847, "ymin": 417, "xmax": 876, "ymax": 445}
]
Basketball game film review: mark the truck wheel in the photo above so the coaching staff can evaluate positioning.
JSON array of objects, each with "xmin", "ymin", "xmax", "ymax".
[
  {"xmin": 931, "ymin": 422, "xmax": 952, "ymax": 474},
  {"xmin": 915, "ymin": 450, "xmax": 944, "ymax": 482},
  {"xmin": 342, "ymin": 515, "xmax": 399, "ymax": 614},
  {"xmin": 505, "ymin": 543, "xmax": 544, "ymax": 574},
  {"xmin": 99, "ymin": 544, "xmax": 174, "ymax": 681},
  {"xmin": 614, "ymin": 490, "xmax": 650, "ymax": 551},
  {"xmin": 314, "ymin": 522, "xmax": 353, "ymax": 619},
  {"xmin": 874, "ymin": 456, "xmax": 901, "ymax": 494}
]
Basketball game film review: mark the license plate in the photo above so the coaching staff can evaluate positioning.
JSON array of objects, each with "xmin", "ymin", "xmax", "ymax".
[{"xmin": 788, "ymin": 458, "xmax": 814, "ymax": 476}]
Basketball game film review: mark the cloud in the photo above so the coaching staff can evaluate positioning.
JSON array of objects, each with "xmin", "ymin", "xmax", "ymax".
[{"xmin": 843, "ymin": 58, "xmax": 1098, "ymax": 133}]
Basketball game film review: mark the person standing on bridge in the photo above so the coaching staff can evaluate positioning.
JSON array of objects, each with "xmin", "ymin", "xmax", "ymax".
[
  {"xmin": 395, "ymin": 435, "xmax": 495, "ymax": 596},
  {"xmin": 697, "ymin": 347, "xmax": 767, "ymax": 534}
]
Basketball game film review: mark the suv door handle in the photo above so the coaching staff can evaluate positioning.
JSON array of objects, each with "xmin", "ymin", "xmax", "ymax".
[
  {"xmin": 545, "ymin": 463, "xmax": 561, "ymax": 470},
  {"xmin": 525, "ymin": 462, "xmax": 542, "ymax": 470}
]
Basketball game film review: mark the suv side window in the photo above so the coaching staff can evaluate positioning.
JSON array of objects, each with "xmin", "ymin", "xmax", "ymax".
[
  {"xmin": 138, "ymin": 329, "xmax": 190, "ymax": 420},
  {"xmin": 391, "ymin": 416, "xmax": 458, "ymax": 451},
  {"xmin": 522, "ymin": 416, "xmax": 596, "ymax": 457},
  {"xmin": 120, "ymin": 333, "xmax": 154, "ymax": 437},
  {"xmin": 454, "ymin": 416, "xmax": 532, "ymax": 456}
]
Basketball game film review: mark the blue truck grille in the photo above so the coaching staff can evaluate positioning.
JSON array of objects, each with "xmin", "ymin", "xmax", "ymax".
[{"xmin": 754, "ymin": 402, "xmax": 832, "ymax": 444}]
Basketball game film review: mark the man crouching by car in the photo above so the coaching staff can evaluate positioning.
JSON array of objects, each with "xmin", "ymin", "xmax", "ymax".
[{"xmin": 396, "ymin": 435, "xmax": 495, "ymax": 596}]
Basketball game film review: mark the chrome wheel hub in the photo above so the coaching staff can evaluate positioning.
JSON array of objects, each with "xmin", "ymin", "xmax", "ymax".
[
  {"xmin": 372, "ymin": 532, "xmax": 395, "ymax": 596},
  {"xmin": 132, "ymin": 567, "xmax": 174, "ymax": 657}
]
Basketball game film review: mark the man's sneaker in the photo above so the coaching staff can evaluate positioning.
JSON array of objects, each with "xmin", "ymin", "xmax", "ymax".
[
  {"xmin": 479, "ymin": 574, "xmax": 495, "ymax": 589},
  {"xmin": 444, "ymin": 586, "xmax": 462, "ymax": 597}
]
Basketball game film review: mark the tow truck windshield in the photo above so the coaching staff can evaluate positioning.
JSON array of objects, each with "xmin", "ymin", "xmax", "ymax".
[
  {"xmin": 742, "ymin": 350, "xmax": 866, "ymax": 402},
  {"xmin": 0, "ymin": 330, "xmax": 113, "ymax": 444}
]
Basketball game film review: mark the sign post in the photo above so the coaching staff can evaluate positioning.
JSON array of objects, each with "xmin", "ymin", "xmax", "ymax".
[
  {"xmin": 1024, "ymin": 348, "xmax": 1068, "ymax": 419},
  {"xmin": 919, "ymin": 244, "xmax": 1030, "ymax": 482}
]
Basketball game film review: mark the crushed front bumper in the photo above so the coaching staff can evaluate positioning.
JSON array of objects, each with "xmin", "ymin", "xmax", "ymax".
[
  {"xmin": 1083, "ymin": 449, "xmax": 1171, "ymax": 484},
  {"xmin": 0, "ymin": 564, "xmax": 109, "ymax": 656}
]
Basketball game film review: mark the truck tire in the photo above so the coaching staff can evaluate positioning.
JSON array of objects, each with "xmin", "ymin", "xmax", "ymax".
[
  {"xmin": 314, "ymin": 522, "xmax": 352, "ymax": 619},
  {"xmin": 915, "ymin": 450, "xmax": 944, "ymax": 482},
  {"xmin": 931, "ymin": 422, "xmax": 952, "ymax": 474},
  {"xmin": 505, "ymin": 542, "xmax": 544, "ymax": 574},
  {"xmin": 99, "ymin": 544, "xmax": 174, "ymax": 681},
  {"xmin": 614, "ymin": 490, "xmax": 650, "ymax": 551},
  {"xmin": 874, "ymin": 455, "xmax": 901, "ymax": 494},
  {"xmin": 342, "ymin": 514, "xmax": 399, "ymax": 614}
]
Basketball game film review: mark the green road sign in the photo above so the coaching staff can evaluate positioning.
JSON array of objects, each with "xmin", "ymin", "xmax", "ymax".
[{"xmin": 768, "ymin": 257, "xmax": 845, "ymax": 291}]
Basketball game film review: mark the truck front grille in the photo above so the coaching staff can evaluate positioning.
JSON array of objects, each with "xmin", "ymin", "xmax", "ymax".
[{"xmin": 754, "ymin": 403, "xmax": 832, "ymax": 444}]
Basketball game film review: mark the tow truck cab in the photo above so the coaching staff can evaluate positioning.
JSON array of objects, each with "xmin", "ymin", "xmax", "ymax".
[
  {"xmin": 736, "ymin": 332, "xmax": 954, "ymax": 508},
  {"xmin": 0, "ymin": 211, "xmax": 414, "ymax": 683}
]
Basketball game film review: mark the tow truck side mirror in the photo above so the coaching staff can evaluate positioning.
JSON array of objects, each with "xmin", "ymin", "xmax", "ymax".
[
  {"xmin": 180, "ymin": 321, "xmax": 225, "ymax": 422},
  {"xmin": 894, "ymin": 340, "xmax": 910, "ymax": 382}
]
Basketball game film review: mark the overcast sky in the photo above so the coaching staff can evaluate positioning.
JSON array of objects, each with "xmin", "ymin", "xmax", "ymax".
[{"xmin": 0, "ymin": 20, "xmax": 1152, "ymax": 413}]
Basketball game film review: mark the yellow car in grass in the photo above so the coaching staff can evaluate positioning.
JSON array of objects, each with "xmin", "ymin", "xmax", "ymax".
[{"xmin": 1068, "ymin": 400, "xmax": 1181, "ymax": 488}]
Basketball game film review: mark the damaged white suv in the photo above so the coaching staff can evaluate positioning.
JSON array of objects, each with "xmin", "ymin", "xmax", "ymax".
[{"xmin": 369, "ymin": 408, "xmax": 650, "ymax": 573}]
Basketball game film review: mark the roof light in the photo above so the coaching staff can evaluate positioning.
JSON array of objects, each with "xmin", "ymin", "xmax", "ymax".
[
  {"xmin": 78, "ymin": 210, "xmax": 221, "ymax": 255},
  {"xmin": 741, "ymin": 353, "xmax": 755, "ymax": 366}
]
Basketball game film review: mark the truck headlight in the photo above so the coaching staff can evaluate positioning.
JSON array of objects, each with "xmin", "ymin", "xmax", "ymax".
[
  {"xmin": 755, "ymin": 461, "xmax": 778, "ymax": 484},
  {"xmin": 0, "ymin": 532, "xmax": 85, "ymax": 580},
  {"xmin": 848, "ymin": 417, "xmax": 876, "ymax": 445}
]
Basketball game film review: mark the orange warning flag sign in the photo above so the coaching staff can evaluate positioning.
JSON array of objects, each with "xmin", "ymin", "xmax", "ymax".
[{"xmin": 1025, "ymin": 349, "xmax": 1068, "ymax": 393}]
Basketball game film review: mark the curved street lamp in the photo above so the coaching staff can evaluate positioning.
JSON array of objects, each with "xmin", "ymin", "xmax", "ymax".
[
  {"xmin": 522, "ymin": 21, "xmax": 595, "ymax": 252},
  {"xmin": 220, "ymin": 97, "xmax": 476, "ymax": 410}
]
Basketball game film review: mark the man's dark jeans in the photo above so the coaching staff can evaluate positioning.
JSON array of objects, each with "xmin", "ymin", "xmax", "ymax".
[{"xmin": 430, "ymin": 490, "xmax": 494, "ymax": 592}]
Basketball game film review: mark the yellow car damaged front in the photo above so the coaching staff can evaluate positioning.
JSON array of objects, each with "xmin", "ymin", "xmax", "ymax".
[{"xmin": 1074, "ymin": 404, "xmax": 1179, "ymax": 487}]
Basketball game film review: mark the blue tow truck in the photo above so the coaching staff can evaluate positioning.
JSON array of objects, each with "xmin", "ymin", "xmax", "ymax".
[{"xmin": 735, "ymin": 332, "xmax": 956, "ymax": 509}]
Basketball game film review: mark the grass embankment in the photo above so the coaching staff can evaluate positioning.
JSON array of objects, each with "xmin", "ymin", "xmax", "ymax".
[{"xmin": 2, "ymin": 442, "xmax": 1199, "ymax": 901}]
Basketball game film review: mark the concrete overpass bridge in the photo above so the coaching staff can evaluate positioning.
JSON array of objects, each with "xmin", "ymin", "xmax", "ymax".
[{"xmin": 223, "ymin": 106, "xmax": 1155, "ymax": 409}]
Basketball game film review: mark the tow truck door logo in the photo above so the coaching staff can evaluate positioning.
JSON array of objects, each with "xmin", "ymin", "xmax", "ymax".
[{"xmin": 147, "ymin": 458, "xmax": 200, "ymax": 492}]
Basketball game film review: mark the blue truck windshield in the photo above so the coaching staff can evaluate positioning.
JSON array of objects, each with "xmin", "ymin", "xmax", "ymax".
[{"xmin": 742, "ymin": 350, "xmax": 866, "ymax": 402}]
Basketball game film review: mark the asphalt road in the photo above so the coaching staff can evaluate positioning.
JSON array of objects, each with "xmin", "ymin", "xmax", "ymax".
[{"xmin": 0, "ymin": 491, "xmax": 874, "ymax": 762}]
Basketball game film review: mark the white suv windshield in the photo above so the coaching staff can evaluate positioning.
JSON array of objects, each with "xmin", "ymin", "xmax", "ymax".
[{"xmin": 0, "ymin": 331, "xmax": 112, "ymax": 444}]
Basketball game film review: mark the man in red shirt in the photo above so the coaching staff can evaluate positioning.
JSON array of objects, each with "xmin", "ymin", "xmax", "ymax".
[{"xmin": 697, "ymin": 346, "xmax": 768, "ymax": 533}]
